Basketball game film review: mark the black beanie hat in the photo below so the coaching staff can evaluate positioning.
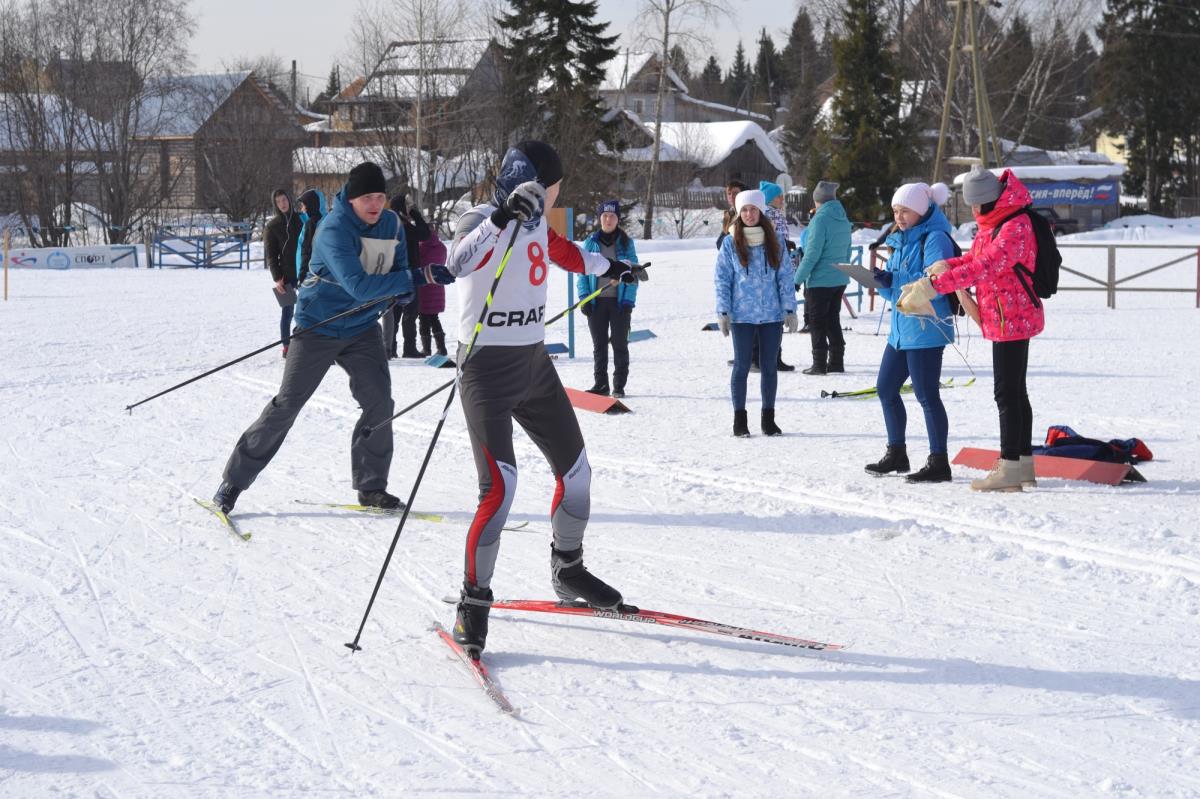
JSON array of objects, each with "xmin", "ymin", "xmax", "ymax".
[
  {"xmin": 514, "ymin": 140, "xmax": 563, "ymax": 187},
  {"xmin": 346, "ymin": 162, "xmax": 387, "ymax": 199}
]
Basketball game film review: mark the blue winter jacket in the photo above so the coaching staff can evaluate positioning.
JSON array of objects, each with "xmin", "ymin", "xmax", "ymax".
[
  {"xmin": 294, "ymin": 186, "xmax": 413, "ymax": 339},
  {"xmin": 793, "ymin": 199, "xmax": 851, "ymax": 288},
  {"xmin": 879, "ymin": 205, "xmax": 957, "ymax": 350},
  {"xmin": 295, "ymin": 189, "xmax": 328, "ymax": 281},
  {"xmin": 578, "ymin": 231, "xmax": 640, "ymax": 307},
  {"xmin": 715, "ymin": 230, "xmax": 797, "ymax": 324}
]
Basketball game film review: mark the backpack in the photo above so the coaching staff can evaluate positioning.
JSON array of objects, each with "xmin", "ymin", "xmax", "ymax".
[
  {"xmin": 990, "ymin": 207, "xmax": 1061, "ymax": 306},
  {"xmin": 919, "ymin": 230, "xmax": 965, "ymax": 316}
]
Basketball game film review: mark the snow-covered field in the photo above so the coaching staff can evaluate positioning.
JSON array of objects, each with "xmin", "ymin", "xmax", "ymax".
[{"xmin": 2, "ymin": 244, "xmax": 1198, "ymax": 797}]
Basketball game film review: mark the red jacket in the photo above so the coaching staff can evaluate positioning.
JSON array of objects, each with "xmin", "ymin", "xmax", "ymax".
[
  {"xmin": 932, "ymin": 170, "xmax": 1045, "ymax": 342},
  {"xmin": 417, "ymin": 234, "xmax": 448, "ymax": 314}
]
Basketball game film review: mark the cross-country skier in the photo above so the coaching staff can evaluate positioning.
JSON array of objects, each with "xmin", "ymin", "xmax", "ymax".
[
  {"xmin": 444, "ymin": 140, "xmax": 647, "ymax": 657},
  {"xmin": 211, "ymin": 162, "xmax": 455, "ymax": 516}
]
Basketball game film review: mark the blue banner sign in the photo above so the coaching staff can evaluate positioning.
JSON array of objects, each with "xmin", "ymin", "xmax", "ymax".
[{"xmin": 1026, "ymin": 180, "xmax": 1118, "ymax": 206}]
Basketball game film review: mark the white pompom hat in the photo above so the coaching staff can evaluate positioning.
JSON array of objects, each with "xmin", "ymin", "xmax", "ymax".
[
  {"xmin": 734, "ymin": 189, "xmax": 766, "ymax": 214},
  {"xmin": 891, "ymin": 182, "xmax": 950, "ymax": 215}
]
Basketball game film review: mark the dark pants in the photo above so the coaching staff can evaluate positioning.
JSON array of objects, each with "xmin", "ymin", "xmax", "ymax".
[
  {"xmin": 586, "ymin": 298, "xmax": 631, "ymax": 390},
  {"xmin": 385, "ymin": 302, "xmax": 419, "ymax": 355},
  {"xmin": 458, "ymin": 342, "xmax": 590, "ymax": 588},
  {"xmin": 805, "ymin": 286, "xmax": 845, "ymax": 356},
  {"xmin": 222, "ymin": 325, "xmax": 395, "ymax": 491},
  {"xmin": 418, "ymin": 313, "xmax": 444, "ymax": 340},
  {"xmin": 731, "ymin": 323, "xmax": 782, "ymax": 410},
  {"xmin": 280, "ymin": 303, "xmax": 294, "ymax": 346},
  {"xmin": 993, "ymin": 339, "xmax": 1033, "ymax": 461},
  {"xmin": 877, "ymin": 344, "xmax": 949, "ymax": 454}
]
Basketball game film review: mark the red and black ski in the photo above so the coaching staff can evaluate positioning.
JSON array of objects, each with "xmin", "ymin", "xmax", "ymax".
[
  {"xmin": 432, "ymin": 622, "xmax": 519, "ymax": 716},
  {"xmin": 446, "ymin": 598, "xmax": 845, "ymax": 652}
]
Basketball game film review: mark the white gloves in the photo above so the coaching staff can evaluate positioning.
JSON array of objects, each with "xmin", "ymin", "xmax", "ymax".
[
  {"xmin": 784, "ymin": 312, "xmax": 799, "ymax": 334},
  {"xmin": 896, "ymin": 277, "xmax": 939, "ymax": 316},
  {"xmin": 718, "ymin": 314, "xmax": 730, "ymax": 337},
  {"xmin": 924, "ymin": 260, "xmax": 950, "ymax": 277}
]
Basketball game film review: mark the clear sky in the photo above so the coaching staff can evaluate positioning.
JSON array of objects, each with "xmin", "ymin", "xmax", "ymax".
[{"xmin": 188, "ymin": 0, "xmax": 799, "ymax": 97}]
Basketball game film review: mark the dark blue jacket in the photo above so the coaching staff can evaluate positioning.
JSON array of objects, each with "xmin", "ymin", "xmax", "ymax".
[
  {"xmin": 578, "ymin": 230, "xmax": 640, "ymax": 306},
  {"xmin": 295, "ymin": 188, "xmax": 327, "ymax": 283},
  {"xmin": 295, "ymin": 186, "xmax": 413, "ymax": 339}
]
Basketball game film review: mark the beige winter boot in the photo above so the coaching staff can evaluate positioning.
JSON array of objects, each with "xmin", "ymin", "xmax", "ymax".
[
  {"xmin": 970, "ymin": 458, "xmax": 1024, "ymax": 492},
  {"xmin": 1018, "ymin": 455, "xmax": 1037, "ymax": 488}
]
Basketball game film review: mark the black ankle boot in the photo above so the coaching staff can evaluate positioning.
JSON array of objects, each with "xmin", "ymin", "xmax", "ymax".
[
  {"xmin": 827, "ymin": 348, "xmax": 845, "ymax": 373},
  {"xmin": 453, "ymin": 582, "xmax": 493, "ymax": 658},
  {"xmin": 357, "ymin": 489, "xmax": 404, "ymax": 509},
  {"xmin": 419, "ymin": 333, "xmax": 431, "ymax": 357},
  {"xmin": 586, "ymin": 382, "xmax": 609, "ymax": 396},
  {"xmin": 434, "ymin": 333, "xmax": 448, "ymax": 356},
  {"xmin": 213, "ymin": 481, "xmax": 242, "ymax": 514},
  {"xmin": 761, "ymin": 409, "xmax": 782, "ymax": 436},
  {"xmin": 865, "ymin": 445, "xmax": 910, "ymax": 475},
  {"xmin": 551, "ymin": 545, "xmax": 622, "ymax": 608},
  {"xmin": 906, "ymin": 453, "xmax": 952, "ymax": 483},
  {"xmin": 733, "ymin": 409, "xmax": 750, "ymax": 437},
  {"xmin": 776, "ymin": 353, "xmax": 795, "ymax": 372},
  {"xmin": 803, "ymin": 351, "xmax": 828, "ymax": 375}
]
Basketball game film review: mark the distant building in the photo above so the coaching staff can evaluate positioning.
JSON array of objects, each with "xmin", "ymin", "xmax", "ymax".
[{"xmin": 600, "ymin": 51, "xmax": 773, "ymax": 126}]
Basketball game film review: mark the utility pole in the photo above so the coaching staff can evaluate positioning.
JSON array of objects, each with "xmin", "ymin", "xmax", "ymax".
[
  {"xmin": 290, "ymin": 60, "xmax": 298, "ymax": 109},
  {"xmin": 932, "ymin": 0, "xmax": 1001, "ymax": 183}
]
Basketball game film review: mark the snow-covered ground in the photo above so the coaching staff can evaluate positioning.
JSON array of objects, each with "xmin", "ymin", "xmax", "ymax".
[{"xmin": 2, "ymin": 243, "xmax": 1198, "ymax": 797}]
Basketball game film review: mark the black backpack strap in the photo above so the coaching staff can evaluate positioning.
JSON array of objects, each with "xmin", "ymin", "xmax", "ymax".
[{"xmin": 990, "ymin": 207, "xmax": 1029, "ymax": 241}]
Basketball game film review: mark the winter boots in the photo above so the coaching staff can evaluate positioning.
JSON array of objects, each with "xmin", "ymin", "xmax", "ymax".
[
  {"xmin": 777, "ymin": 353, "xmax": 795, "ymax": 372},
  {"xmin": 827, "ymin": 348, "xmax": 845, "ymax": 373},
  {"xmin": 803, "ymin": 350, "xmax": 828, "ymax": 375},
  {"xmin": 1019, "ymin": 455, "xmax": 1037, "ymax": 488},
  {"xmin": 906, "ymin": 453, "xmax": 952, "ymax": 483},
  {"xmin": 761, "ymin": 409, "xmax": 782, "ymax": 436},
  {"xmin": 213, "ymin": 481, "xmax": 242, "ymax": 514},
  {"xmin": 434, "ymin": 333, "xmax": 448, "ymax": 357},
  {"xmin": 453, "ymin": 582, "xmax": 494, "ymax": 659},
  {"xmin": 733, "ymin": 409, "xmax": 750, "ymax": 437},
  {"xmin": 970, "ymin": 458, "xmax": 1024, "ymax": 492},
  {"xmin": 357, "ymin": 489, "xmax": 404, "ymax": 509},
  {"xmin": 865, "ymin": 445, "xmax": 910, "ymax": 475},
  {"xmin": 586, "ymin": 383, "xmax": 609, "ymax": 396},
  {"xmin": 419, "ymin": 332, "xmax": 432, "ymax": 358},
  {"xmin": 550, "ymin": 545, "xmax": 622, "ymax": 609}
]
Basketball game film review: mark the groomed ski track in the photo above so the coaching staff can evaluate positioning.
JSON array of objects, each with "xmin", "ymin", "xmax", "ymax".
[{"xmin": 1, "ymin": 254, "xmax": 1197, "ymax": 797}]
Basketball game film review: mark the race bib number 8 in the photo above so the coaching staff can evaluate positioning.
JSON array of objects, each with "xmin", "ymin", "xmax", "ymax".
[{"xmin": 527, "ymin": 242, "xmax": 547, "ymax": 286}]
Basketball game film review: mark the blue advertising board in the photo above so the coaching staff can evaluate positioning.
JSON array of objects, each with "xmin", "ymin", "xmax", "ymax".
[{"xmin": 1026, "ymin": 180, "xmax": 1119, "ymax": 207}]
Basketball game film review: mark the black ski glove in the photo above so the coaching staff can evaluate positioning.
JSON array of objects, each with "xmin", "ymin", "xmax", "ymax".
[{"xmin": 602, "ymin": 259, "xmax": 651, "ymax": 284}]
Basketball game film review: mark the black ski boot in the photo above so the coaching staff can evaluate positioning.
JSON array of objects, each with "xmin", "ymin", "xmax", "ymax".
[
  {"xmin": 213, "ymin": 481, "xmax": 242, "ymax": 514},
  {"xmin": 434, "ymin": 333, "xmax": 448, "ymax": 357},
  {"xmin": 419, "ymin": 333, "xmax": 432, "ymax": 358},
  {"xmin": 357, "ymin": 489, "xmax": 404, "ymax": 510},
  {"xmin": 865, "ymin": 445, "xmax": 910, "ymax": 475},
  {"xmin": 586, "ymin": 383, "xmax": 609, "ymax": 396},
  {"xmin": 733, "ymin": 409, "xmax": 750, "ymax": 437},
  {"xmin": 551, "ymin": 545, "xmax": 622, "ymax": 609},
  {"xmin": 453, "ymin": 582, "xmax": 493, "ymax": 659},
  {"xmin": 761, "ymin": 409, "xmax": 782, "ymax": 436},
  {"xmin": 827, "ymin": 348, "xmax": 845, "ymax": 373},
  {"xmin": 906, "ymin": 453, "xmax": 952, "ymax": 483},
  {"xmin": 803, "ymin": 350, "xmax": 828, "ymax": 375}
]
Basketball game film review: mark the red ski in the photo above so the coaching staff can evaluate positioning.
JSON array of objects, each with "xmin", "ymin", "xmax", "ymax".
[
  {"xmin": 433, "ymin": 623, "xmax": 519, "ymax": 716},
  {"xmin": 483, "ymin": 599, "xmax": 845, "ymax": 652}
]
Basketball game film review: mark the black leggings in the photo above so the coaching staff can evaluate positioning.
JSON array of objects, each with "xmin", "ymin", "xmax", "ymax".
[
  {"xmin": 804, "ymin": 286, "xmax": 845, "ymax": 354},
  {"xmin": 993, "ymin": 339, "xmax": 1033, "ymax": 461}
]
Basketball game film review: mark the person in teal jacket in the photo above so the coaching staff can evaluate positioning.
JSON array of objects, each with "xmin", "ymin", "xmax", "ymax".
[
  {"xmin": 793, "ymin": 180, "xmax": 851, "ymax": 374},
  {"xmin": 578, "ymin": 200, "xmax": 640, "ymax": 397},
  {"xmin": 212, "ymin": 162, "xmax": 454, "ymax": 517},
  {"xmin": 715, "ymin": 190, "xmax": 798, "ymax": 437},
  {"xmin": 867, "ymin": 182, "xmax": 957, "ymax": 483}
]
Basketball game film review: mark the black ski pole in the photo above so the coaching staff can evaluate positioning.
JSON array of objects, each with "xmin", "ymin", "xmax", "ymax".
[
  {"xmin": 345, "ymin": 223, "xmax": 523, "ymax": 653},
  {"xmin": 357, "ymin": 274, "xmax": 629, "ymax": 438},
  {"xmin": 124, "ymin": 294, "xmax": 398, "ymax": 413}
]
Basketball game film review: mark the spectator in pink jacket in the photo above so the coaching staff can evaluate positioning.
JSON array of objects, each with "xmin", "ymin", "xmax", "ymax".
[
  {"xmin": 417, "ymin": 233, "xmax": 449, "ymax": 359},
  {"xmin": 896, "ymin": 168, "xmax": 1043, "ymax": 492}
]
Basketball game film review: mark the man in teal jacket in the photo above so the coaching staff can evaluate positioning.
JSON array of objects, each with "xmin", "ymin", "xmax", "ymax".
[
  {"xmin": 794, "ymin": 180, "xmax": 852, "ymax": 374},
  {"xmin": 213, "ymin": 162, "xmax": 453, "ymax": 515}
]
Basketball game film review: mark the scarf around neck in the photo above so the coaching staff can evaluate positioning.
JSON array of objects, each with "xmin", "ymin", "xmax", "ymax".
[{"xmin": 743, "ymin": 225, "xmax": 765, "ymax": 247}]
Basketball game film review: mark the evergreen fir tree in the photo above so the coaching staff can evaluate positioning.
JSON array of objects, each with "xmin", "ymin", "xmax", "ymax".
[
  {"xmin": 695, "ymin": 55, "xmax": 724, "ymax": 102},
  {"xmin": 751, "ymin": 29, "xmax": 782, "ymax": 110},
  {"xmin": 312, "ymin": 66, "xmax": 342, "ymax": 114},
  {"xmin": 826, "ymin": 0, "xmax": 914, "ymax": 221},
  {"xmin": 724, "ymin": 41, "xmax": 751, "ymax": 110},
  {"xmin": 668, "ymin": 43, "xmax": 692, "ymax": 86},
  {"xmin": 781, "ymin": 8, "xmax": 820, "ymax": 183},
  {"xmin": 496, "ymin": 0, "xmax": 619, "ymax": 205}
]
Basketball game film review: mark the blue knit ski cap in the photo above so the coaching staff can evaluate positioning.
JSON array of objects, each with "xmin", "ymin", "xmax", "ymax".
[
  {"xmin": 493, "ymin": 145, "xmax": 549, "ymax": 225},
  {"xmin": 597, "ymin": 199, "xmax": 620, "ymax": 218},
  {"xmin": 759, "ymin": 181, "xmax": 782, "ymax": 204}
]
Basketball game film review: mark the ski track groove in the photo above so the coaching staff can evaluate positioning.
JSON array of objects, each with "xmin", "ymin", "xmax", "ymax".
[
  {"xmin": 281, "ymin": 616, "xmax": 348, "ymax": 773},
  {"xmin": 70, "ymin": 534, "xmax": 112, "ymax": 639}
]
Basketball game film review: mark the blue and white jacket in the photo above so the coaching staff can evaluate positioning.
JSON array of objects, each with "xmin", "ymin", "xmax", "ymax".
[
  {"xmin": 578, "ymin": 230, "xmax": 640, "ymax": 307},
  {"xmin": 879, "ymin": 204, "xmax": 957, "ymax": 350},
  {"xmin": 295, "ymin": 186, "xmax": 413, "ymax": 339},
  {"xmin": 715, "ymin": 230, "xmax": 797, "ymax": 324}
]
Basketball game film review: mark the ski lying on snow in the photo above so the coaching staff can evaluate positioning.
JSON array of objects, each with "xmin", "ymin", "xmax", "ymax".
[
  {"xmin": 432, "ymin": 622, "xmax": 519, "ymax": 716},
  {"xmin": 442, "ymin": 598, "xmax": 845, "ymax": 652},
  {"xmin": 194, "ymin": 498, "xmax": 251, "ymax": 541},
  {"xmin": 292, "ymin": 500, "xmax": 531, "ymax": 531}
]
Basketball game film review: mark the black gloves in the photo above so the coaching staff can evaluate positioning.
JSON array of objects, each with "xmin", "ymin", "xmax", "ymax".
[{"xmin": 602, "ymin": 259, "xmax": 650, "ymax": 284}]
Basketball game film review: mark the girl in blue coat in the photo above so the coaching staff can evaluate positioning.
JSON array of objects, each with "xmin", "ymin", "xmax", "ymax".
[
  {"xmin": 715, "ymin": 189, "xmax": 798, "ymax": 437},
  {"xmin": 578, "ymin": 200, "xmax": 639, "ymax": 397},
  {"xmin": 867, "ymin": 182, "xmax": 956, "ymax": 482}
]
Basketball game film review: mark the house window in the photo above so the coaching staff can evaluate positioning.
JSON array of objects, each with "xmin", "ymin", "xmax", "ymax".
[{"xmin": 632, "ymin": 98, "xmax": 644, "ymax": 115}]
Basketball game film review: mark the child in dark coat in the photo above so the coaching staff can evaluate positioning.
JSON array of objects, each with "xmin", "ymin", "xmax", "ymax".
[{"xmin": 417, "ymin": 233, "xmax": 449, "ymax": 358}]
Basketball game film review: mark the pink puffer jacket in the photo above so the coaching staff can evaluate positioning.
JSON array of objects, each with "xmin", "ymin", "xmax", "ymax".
[
  {"xmin": 931, "ymin": 170, "xmax": 1044, "ymax": 342},
  {"xmin": 417, "ymin": 234, "xmax": 448, "ymax": 315}
]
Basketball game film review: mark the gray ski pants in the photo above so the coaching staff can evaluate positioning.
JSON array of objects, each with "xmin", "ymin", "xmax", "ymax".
[{"xmin": 222, "ymin": 326, "xmax": 395, "ymax": 492}]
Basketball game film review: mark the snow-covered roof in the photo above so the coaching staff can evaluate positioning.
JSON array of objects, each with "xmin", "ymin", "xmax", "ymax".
[
  {"xmin": 952, "ymin": 164, "xmax": 1126, "ymax": 184},
  {"xmin": 676, "ymin": 93, "xmax": 770, "ymax": 122},
  {"xmin": 293, "ymin": 145, "xmax": 492, "ymax": 193},
  {"xmin": 139, "ymin": 72, "xmax": 252, "ymax": 138},
  {"xmin": 601, "ymin": 51, "xmax": 688, "ymax": 94},
  {"xmin": 625, "ymin": 120, "xmax": 787, "ymax": 173},
  {"xmin": 363, "ymin": 38, "xmax": 491, "ymax": 100}
]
